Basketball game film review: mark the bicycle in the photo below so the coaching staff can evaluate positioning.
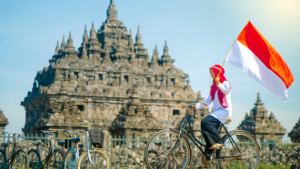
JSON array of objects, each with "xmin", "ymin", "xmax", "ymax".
[
  {"xmin": 27, "ymin": 130, "xmax": 66, "ymax": 169},
  {"xmin": 0, "ymin": 131, "xmax": 28, "ymax": 169},
  {"xmin": 63, "ymin": 130, "xmax": 85, "ymax": 169},
  {"xmin": 76, "ymin": 121, "xmax": 109, "ymax": 169},
  {"xmin": 286, "ymin": 148, "xmax": 300, "ymax": 169},
  {"xmin": 64, "ymin": 120, "xmax": 109, "ymax": 169},
  {"xmin": 144, "ymin": 103, "xmax": 261, "ymax": 169}
]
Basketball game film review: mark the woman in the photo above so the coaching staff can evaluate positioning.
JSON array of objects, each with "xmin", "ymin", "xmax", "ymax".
[{"xmin": 192, "ymin": 64, "xmax": 232, "ymax": 165}]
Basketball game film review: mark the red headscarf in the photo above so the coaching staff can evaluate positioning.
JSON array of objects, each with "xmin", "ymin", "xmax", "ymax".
[{"xmin": 210, "ymin": 65, "xmax": 231, "ymax": 109}]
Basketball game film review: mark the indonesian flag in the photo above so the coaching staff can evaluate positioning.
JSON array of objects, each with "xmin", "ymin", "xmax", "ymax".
[{"xmin": 226, "ymin": 21, "xmax": 294, "ymax": 102}]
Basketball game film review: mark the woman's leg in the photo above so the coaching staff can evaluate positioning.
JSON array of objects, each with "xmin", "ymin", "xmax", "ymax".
[{"xmin": 201, "ymin": 115, "xmax": 222, "ymax": 158}]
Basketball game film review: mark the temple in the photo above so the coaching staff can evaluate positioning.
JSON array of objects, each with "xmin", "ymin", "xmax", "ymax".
[
  {"xmin": 288, "ymin": 118, "xmax": 300, "ymax": 143},
  {"xmin": 21, "ymin": 0, "xmax": 205, "ymax": 137},
  {"xmin": 237, "ymin": 93, "xmax": 286, "ymax": 142}
]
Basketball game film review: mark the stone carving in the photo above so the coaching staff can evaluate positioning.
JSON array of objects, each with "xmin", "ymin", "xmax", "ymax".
[
  {"xmin": 21, "ymin": 0, "xmax": 200, "ymax": 137},
  {"xmin": 237, "ymin": 93, "xmax": 286, "ymax": 143}
]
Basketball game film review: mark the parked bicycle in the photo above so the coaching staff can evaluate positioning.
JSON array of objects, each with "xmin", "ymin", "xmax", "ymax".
[
  {"xmin": 64, "ymin": 120, "xmax": 109, "ymax": 169},
  {"xmin": 286, "ymin": 148, "xmax": 300, "ymax": 169},
  {"xmin": 144, "ymin": 103, "xmax": 261, "ymax": 169},
  {"xmin": 27, "ymin": 130, "xmax": 65, "ymax": 169},
  {"xmin": 0, "ymin": 131, "xmax": 28, "ymax": 169}
]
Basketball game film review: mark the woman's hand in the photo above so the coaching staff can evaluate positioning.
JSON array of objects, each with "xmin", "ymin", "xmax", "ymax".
[{"xmin": 215, "ymin": 75, "xmax": 220, "ymax": 85}]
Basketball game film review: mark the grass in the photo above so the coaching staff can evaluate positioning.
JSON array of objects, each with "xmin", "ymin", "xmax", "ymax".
[
  {"xmin": 224, "ymin": 161, "xmax": 286, "ymax": 169},
  {"xmin": 258, "ymin": 164, "xmax": 286, "ymax": 169}
]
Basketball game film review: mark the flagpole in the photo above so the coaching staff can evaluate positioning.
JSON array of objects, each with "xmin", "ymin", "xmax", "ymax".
[{"xmin": 221, "ymin": 40, "xmax": 236, "ymax": 67}]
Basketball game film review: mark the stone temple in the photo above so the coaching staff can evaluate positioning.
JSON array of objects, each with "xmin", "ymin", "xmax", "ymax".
[
  {"xmin": 21, "ymin": 0, "xmax": 207, "ymax": 137},
  {"xmin": 237, "ymin": 93, "xmax": 286, "ymax": 143},
  {"xmin": 288, "ymin": 118, "xmax": 300, "ymax": 143}
]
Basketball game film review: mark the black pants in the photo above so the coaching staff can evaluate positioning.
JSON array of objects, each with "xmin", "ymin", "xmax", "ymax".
[{"xmin": 201, "ymin": 115, "xmax": 223, "ymax": 156}]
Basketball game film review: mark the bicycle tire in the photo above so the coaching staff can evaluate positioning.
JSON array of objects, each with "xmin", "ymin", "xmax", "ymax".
[
  {"xmin": 77, "ymin": 149, "xmax": 109, "ymax": 169},
  {"xmin": 217, "ymin": 130, "xmax": 261, "ymax": 169},
  {"xmin": 46, "ymin": 149, "xmax": 65, "ymax": 169},
  {"xmin": 27, "ymin": 149, "xmax": 42, "ymax": 169},
  {"xmin": 11, "ymin": 149, "xmax": 28, "ymax": 169},
  {"xmin": 64, "ymin": 149, "xmax": 76, "ymax": 169},
  {"xmin": 144, "ymin": 129, "xmax": 191, "ymax": 169},
  {"xmin": 286, "ymin": 155, "xmax": 300, "ymax": 169}
]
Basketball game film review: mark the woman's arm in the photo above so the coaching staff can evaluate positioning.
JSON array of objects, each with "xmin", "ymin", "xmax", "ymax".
[
  {"xmin": 217, "ymin": 81, "xmax": 231, "ymax": 95},
  {"xmin": 195, "ymin": 95, "xmax": 212, "ymax": 109}
]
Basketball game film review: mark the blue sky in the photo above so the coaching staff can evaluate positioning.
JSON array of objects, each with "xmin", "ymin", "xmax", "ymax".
[{"xmin": 0, "ymin": 0, "xmax": 299, "ymax": 141}]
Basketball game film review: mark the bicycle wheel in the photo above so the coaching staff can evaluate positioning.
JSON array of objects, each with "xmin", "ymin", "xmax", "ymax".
[
  {"xmin": 64, "ymin": 149, "xmax": 76, "ymax": 169},
  {"xmin": 217, "ymin": 130, "xmax": 260, "ymax": 169},
  {"xmin": 77, "ymin": 149, "xmax": 109, "ymax": 169},
  {"xmin": 27, "ymin": 149, "xmax": 42, "ymax": 169},
  {"xmin": 286, "ymin": 155, "xmax": 300, "ymax": 169},
  {"xmin": 11, "ymin": 149, "xmax": 28, "ymax": 169},
  {"xmin": 144, "ymin": 129, "xmax": 191, "ymax": 169},
  {"xmin": 0, "ymin": 150, "xmax": 7, "ymax": 169},
  {"xmin": 46, "ymin": 149, "xmax": 65, "ymax": 169}
]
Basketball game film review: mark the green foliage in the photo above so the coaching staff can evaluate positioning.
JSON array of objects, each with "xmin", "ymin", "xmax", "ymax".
[
  {"xmin": 258, "ymin": 164, "xmax": 285, "ymax": 169},
  {"xmin": 224, "ymin": 162, "xmax": 286, "ymax": 169}
]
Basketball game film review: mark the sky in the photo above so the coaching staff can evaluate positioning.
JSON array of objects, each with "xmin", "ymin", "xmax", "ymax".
[{"xmin": 0, "ymin": 0, "xmax": 299, "ymax": 141}]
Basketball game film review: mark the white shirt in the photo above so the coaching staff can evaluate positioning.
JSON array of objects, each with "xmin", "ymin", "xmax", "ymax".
[{"xmin": 195, "ymin": 81, "xmax": 232, "ymax": 123}]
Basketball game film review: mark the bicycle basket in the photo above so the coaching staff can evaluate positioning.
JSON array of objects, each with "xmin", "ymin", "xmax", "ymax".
[{"xmin": 89, "ymin": 128, "xmax": 105, "ymax": 148}]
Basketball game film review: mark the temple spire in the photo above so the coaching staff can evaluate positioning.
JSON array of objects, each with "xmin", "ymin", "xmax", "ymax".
[
  {"xmin": 161, "ymin": 40, "xmax": 174, "ymax": 65},
  {"xmin": 254, "ymin": 93, "xmax": 263, "ymax": 106},
  {"xmin": 135, "ymin": 25, "xmax": 143, "ymax": 46},
  {"xmin": 55, "ymin": 40, "xmax": 60, "ymax": 55},
  {"xmin": 66, "ymin": 31, "xmax": 75, "ymax": 49},
  {"xmin": 61, "ymin": 35, "xmax": 66, "ymax": 50},
  {"xmin": 151, "ymin": 45, "xmax": 159, "ymax": 67},
  {"xmin": 244, "ymin": 112, "xmax": 249, "ymax": 119},
  {"xmin": 163, "ymin": 40, "xmax": 169, "ymax": 56},
  {"xmin": 83, "ymin": 25, "xmax": 89, "ymax": 43},
  {"xmin": 89, "ymin": 22, "xmax": 97, "ymax": 41},
  {"xmin": 81, "ymin": 43, "xmax": 88, "ymax": 59},
  {"xmin": 107, "ymin": 0, "xmax": 118, "ymax": 21}
]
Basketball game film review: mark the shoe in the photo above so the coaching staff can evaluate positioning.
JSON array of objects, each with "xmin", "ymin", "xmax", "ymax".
[{"xmin": 209, "ymin": 143, "xmax": 224, "ymax": 150}]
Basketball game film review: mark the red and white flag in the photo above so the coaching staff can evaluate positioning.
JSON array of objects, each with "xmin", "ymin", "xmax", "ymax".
[{"xmin": 226, "ymin": 21, "xmax": 294, "ymax": 102}]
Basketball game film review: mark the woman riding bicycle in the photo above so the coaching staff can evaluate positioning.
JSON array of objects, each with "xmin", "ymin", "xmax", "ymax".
[{"xmin": 192, "ymin": 64, "xmax": 232, "ymax": 166}]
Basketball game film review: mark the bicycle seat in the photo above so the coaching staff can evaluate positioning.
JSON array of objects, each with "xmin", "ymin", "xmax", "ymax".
[
  {"xmin": 71, "ymin": 138, "xmax": 80, "ymax": 143},
  {"xmin": 1, "ymin": 143, "xmax": 8, "ymax": 147},
  {"xmin": 33, "ymin": 141, "xmax": 41, "ymax": 146},
  {"xmin": 154, "ymin": 142, "xmax": 162, "ymax": 146},
  {"xmin": 57, "ymin": 142, "xmax": 65, "ymax": 146},
  {"xmin": 78, "ymin": 144, "xmax": 84, "ymax": 148}
]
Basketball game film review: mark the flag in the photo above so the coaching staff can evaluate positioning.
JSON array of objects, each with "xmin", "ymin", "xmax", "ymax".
[{"xmin": 226, "ymin": 21, "xmax": 294, "ymax": 102}]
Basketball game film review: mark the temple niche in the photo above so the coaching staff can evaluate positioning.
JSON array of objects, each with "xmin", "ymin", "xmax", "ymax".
[
  {"xmin": 288, "ymin": 118, "xmax": 300, "ymax": 143},
  {"xmin": 21, "ymin": 0, "xmax": 204, "ymax": 137},
  {"xmin": 237, "ymin": 93, "xmax": 286, "ymax": 143}
]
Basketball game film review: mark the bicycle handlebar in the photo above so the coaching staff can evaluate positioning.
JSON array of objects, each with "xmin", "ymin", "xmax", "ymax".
[{"xmin": 183, "ymin": 102, "xmax": 208, "ymax": 108}]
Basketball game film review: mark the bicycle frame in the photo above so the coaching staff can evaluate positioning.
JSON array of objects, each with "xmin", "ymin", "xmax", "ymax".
[
  {"xmin": 65, "ymin": 130, "xmax": 95, "ymax": 169},
  {"xmin": 1, "ymin": 134, "xmax": 23, "ymax": 168},
  {"xmin": 40, "ymin": 133, "xmax": 60, "ymax": 166},
  {"xmin": 170, "ymin": 108, "xmax": 241, "ymax": 159}
]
